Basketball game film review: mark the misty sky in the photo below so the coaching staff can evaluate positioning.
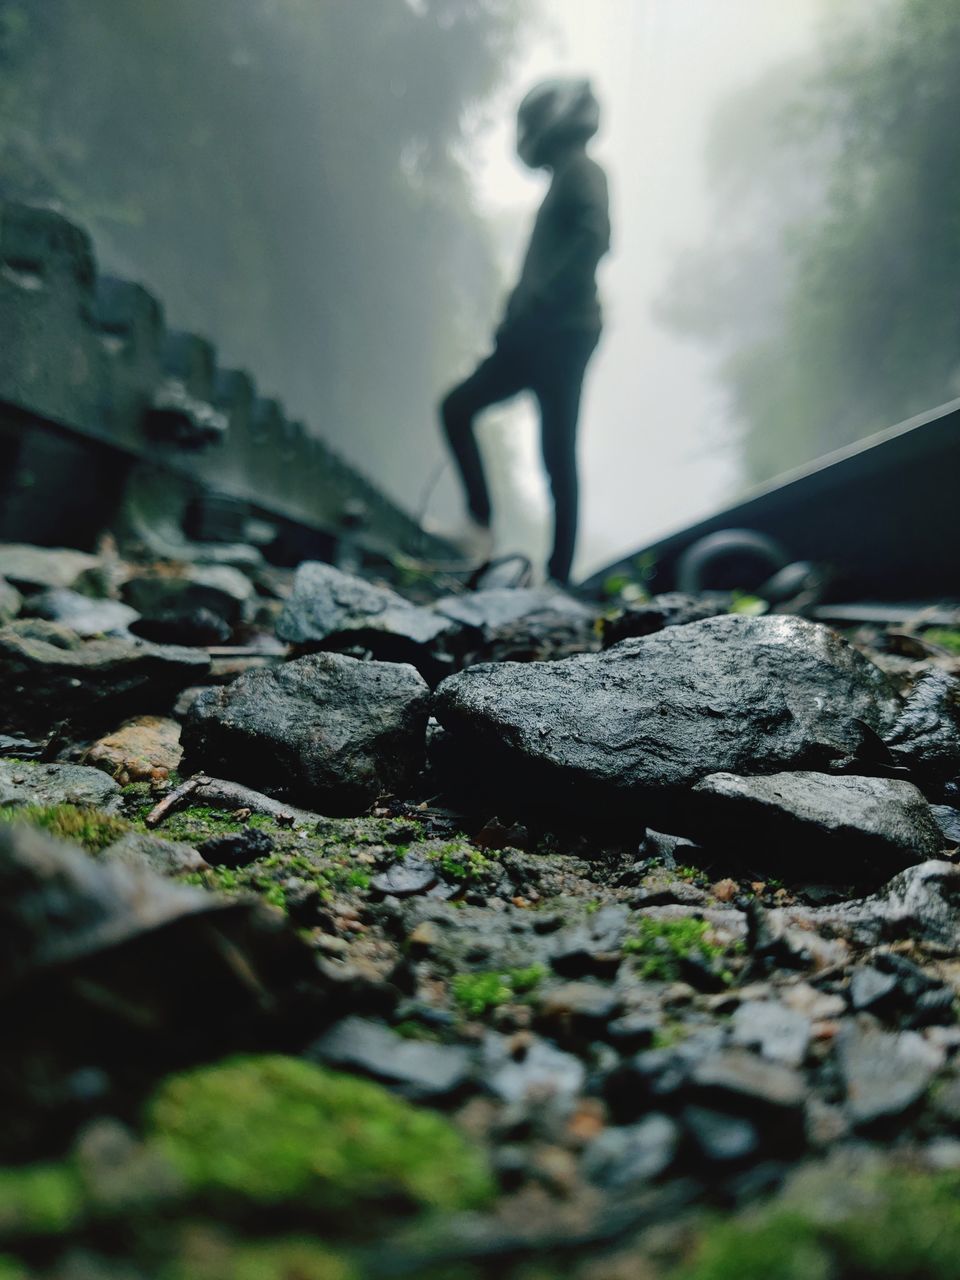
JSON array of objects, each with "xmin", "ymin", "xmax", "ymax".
[{"xmin": 456, "ymin": 0, "xmax": 824, "ymax": 577}]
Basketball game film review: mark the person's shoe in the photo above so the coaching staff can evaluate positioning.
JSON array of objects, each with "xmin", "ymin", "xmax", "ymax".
[{"xmin": 425, "ymin": 513, "xmax": 494, "ymax": 562}]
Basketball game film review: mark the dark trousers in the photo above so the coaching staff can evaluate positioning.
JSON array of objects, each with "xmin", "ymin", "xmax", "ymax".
[{"xmin": 439, "ymin": 328, "xmax": 599, "ymax": 585}]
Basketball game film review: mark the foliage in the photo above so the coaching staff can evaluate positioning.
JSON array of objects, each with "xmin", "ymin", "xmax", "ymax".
[
  {"xmin": 0, "ymin": 803, "xmax": 129, "ymax": 852},
  {"xmin": 662, "ymin": 0, "xmax": 960, "ymax": 483},
  {"xmin": 0, "ymin": 1161, "xmax": 84, "ymax": 1238},
  {"xmin": 623, "ymin": 917, "xmax": 733, "ymax": 982},
  {"xmin": 923, "ymin": 627, "xmax": 960, "ymax": 654},
  {"xmin": 164, "ymin": 1234, "xmax": 356, "ymax": 1280},
  {"xmin": 673, "ymin": 1165, "xmax": 960, "ymax": 1280},
  {"xmin": 452, "ymin": 964, "xmax": 546, "ymax": 1016},
  {"xmin": 149, "ymin": 1054, "xmax": 494, "ymax": 1222}
]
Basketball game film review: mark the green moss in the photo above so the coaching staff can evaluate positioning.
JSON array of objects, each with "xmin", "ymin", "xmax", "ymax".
[
  {"xmin": 147, "ymin": 1055, "xmax": 493, "ymax": 1222},
  {"xmin": 0, "ymin": 1160, "xmax": 85, "ymax": 1238},
  {"xmin": 452, "ymin": 965, "xmax": 546, "ymax": 1017},
  {"xmin": 675, "ymin": 1212, "xmax": 831, "ymax": 1280},
  {"xmin": 165, "ymin": 1234, "xmax": 356, "ymax": 1280},
  {"xmin": 424, "ymin": 840, "xmax": 494, "ymax": 884},
  {"xmin": 169, "ymin": 812, "xmax": 435, "ymax": 915},
  {"xmin": 728, "ymin": 592, "xmax": 768, "ymax": 616},
  {"xmin": 923, "ymin": 627, "xmax": 960, "ymax": 654},
  {"xmin": 392, "ymin": 1021, "xmax": 442, "ymax": 1042},
  {"xmin": 674, "ymin": 1167, "xmax": 960, "ymax": 1280},
  {"xmin": 623, "ymin": 917, "xmax": 736, "ymax": 983},
  {"xmin": 0, "ymin": 803, "xmax": 130, "ymax": 853},
  {"xmin": 0, "ymin": 1258, "xmax": 26, "ymax": 1280},
  {"xmin": 652, "ymin": 1022, "xmax": 691, "ymax": 1050}
]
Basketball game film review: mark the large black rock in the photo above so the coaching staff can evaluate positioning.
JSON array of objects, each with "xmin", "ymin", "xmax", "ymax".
[
  {"xmin": 689, "ymin": 771, "xmax": 944, "ymax": 879},
  {"xmin": 883, "ymin": 670, "xmax": 960, "ymax": 789},
  {"xmin": 181, "ymin": 651, "xmax": 430, "ymax": 814},
  {"xmin": 434, "ymin": 586, "xmax": 598, "ymax": 665},
  {"xmin": 276, "ymin": 562, "xmax": 456, "ymax": 681},
  {"xmin": 432, "ymin": 615, "xmax": 902, "ymax": 822},
  {"xmin": 0, "ymin": 621, "xmax": 210, "ymax": 736}
]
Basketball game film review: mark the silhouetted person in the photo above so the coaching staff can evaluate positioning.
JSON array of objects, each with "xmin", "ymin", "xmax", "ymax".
[{"xmin": 440, "ymin": 78, "xmax": 610, "ymax": 586}]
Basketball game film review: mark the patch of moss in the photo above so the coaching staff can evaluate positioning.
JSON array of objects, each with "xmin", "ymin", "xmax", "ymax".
[
  {"xmin": 165, "ymin": 1232, "xmax": 356, "ymax": 1280},
  {"xmin": 652, "ymin": 1022, "xmax": 691, "ymax": 1050},
  {"xmin": 0, "ymin": 804, "xmax": 130, "ymax": 853},
  {"xmin": 147, "ymin": 1055, "xmax": 493, "ymax": 1223},
  {"xmin": 452, "ymin": 965, "xmax": 546, "ymax": 1017},
  {"xmin": 923, "ymin": 627, "xmax": 960, "ymax": 654},
  {"xmin": 675, "ymin": 1212, "xmax": 831, "ymax": 1280},
  {"xmin": 623, "ymin": 917, "xmax": 736, "ymax": 983},
  {"xmin": 424, "ymin": 840, "xmax": 494, "ymax": 885},
  {"xmin": 728, "ymin": 592, "xmax": 768, "ymax": 616},
  {"xmin": 674, "ymin": 1166, "xmax": 960, "ymax": 1280},
  {"xmin": 0, "ymin": 1160, "xmax": 85, "ymax": 1238}
]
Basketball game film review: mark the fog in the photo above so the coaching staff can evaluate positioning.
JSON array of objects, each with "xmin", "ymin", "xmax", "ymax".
[
  {"xmin": 458, "ymin": 0, "xmax": 824, "ymax": 576},
  {"xmin": 4, "ymin": 0, "xmax": 958, "ymax": 583}
]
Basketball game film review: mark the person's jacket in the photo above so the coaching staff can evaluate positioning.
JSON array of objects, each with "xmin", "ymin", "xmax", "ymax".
[{"xmin": 498, "ymin": 148, "xmax": 610, "ymax": 346}]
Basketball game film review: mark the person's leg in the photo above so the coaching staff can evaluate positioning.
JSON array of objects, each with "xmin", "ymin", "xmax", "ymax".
[
  {"xmin": 439, "ymin": 347, "xmax": 527, "ymax": 528},
  {"xmin": 533, "ymin": 332, "xmax": 598, "ymax": 585}
]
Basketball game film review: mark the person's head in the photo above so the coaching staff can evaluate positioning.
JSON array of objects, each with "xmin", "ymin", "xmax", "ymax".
[{"xmin": 516, "ymin": 77, "xmax": 600, "ymax": 170}]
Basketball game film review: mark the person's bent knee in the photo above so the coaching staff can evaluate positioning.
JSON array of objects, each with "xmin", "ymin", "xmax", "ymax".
[{"xmin": 439, "ymin": 386, "xmax": 469, "ymax": 436}]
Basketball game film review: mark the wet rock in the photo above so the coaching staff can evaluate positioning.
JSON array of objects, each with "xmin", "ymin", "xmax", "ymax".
[
  {"xmin": 883, "ymin": 670, "xmax": 960, "ymax": 787},
  {"xmin": 731, "ymin": 1001, "xmax": 811, "ymax": 1067},
  {"xmin": 582, "ymin": 1113, "xmax": 679, "ymax": 1188},
  {"xmin": 370, "ymin": 853, "xmax": 438, "ymax": 897},
  {"xmin": 0, "ymin": 820, "xmax": 281, "ymax": 990},
  {"xmin": 631, "ymin": 871, "xmax": 710, "ymax": 908},
  {"xmin": 86, "ymin": 716, "xmax": 182, "ymax": 784},
  {"xmin": 0, "ymin": 733, "xmax": 42, "ymax": 759},
  {"xmin": 0, "ymin": 621, "xmax": 210, "ymax": 735},
  {"xmin": 122, "ymin": 564, "xmax": 253, "ymax": 626},
  {"xmin": 99, "ymin": 831, "xmax": 208, "ymax": 875},
  {"xmin": 130, "ymin": 607, "xmax": 232, "ymax": 647},
  {"xmin": 394, "ymin": 901, "xmax": 555, "ymax": 977},
  {"xmin": 197, "ymin": 827, "xmax": 275, "ymax": 868},
  {"xmin": 0, "ymin": 544, "xmax": 101, "ymax": 593},
  {"xmin": 932, "ymin": 805, "xmax": 960, "ymax": 845},
  {"xmin": 606, "ymin": 1012, "xmax": 662, "ymax": 1053},
  {"xmin": 27, "ymin": 588, "xmax": 139, "ymax": 637},
  {"xmin": 682, "ymin": 1105, "xmax": 759, "ymax": 1164},
  {"xmin": 308, "ymin": 1016, "xmax": 473, "ymax": 1102},
  {"xmin": 848, "ymin": 953, "xmax": 956, "ymax": 1028},
  {"xmin": 537, "ymin": 982, "xmax": 623, "ymax": 1040},
  {"xmin": 0, "ymin": 759, "xmax": 121, "ymax": 812},
  {"xmin": 849, "ymin": 966, "xmax": 898, "ymax": 1014},
  {"xmin": 277, "ymin": 562, "xmax": 456, "ymax": 679},
  {"xmin": 687, "ymin": 1049, "xmax": 806, "ymax": 1130},
  {"xmin": 782, "ymin": 860, "xmax": 960, "ymax": 949},
  {"xmin": 434, "ymin": 587, "xmax": 598, "ymax": 664},
  {"xmin": 181, "ymin": 651, "xmax": 430, "ymax": 814},
  {"xmin": 548, "ymin": 905, "xmax": 630, "ymax": 978},
  {"xmin": 481, "ymin": 1032, "xmax": 586, "ymax": 1104},
  {"xmin": 600, "ymin": 593, "xmax": 726, "ymax": 645},
  {"xmin": 837, "ymin": 1021, "xmax": 944, "ymax": 1126},
  {"xmin": 0, "ymin": 578, "xmax": 22, "ymax": 623},
  {"xmin": 433, "ymin": 615, "xmax": 901, "ymax": 822},
  {"xmin": 603, "ymin": 1030, "xmax": 727, "ymax": 1117},
  {"xmin": 690, "ymin": 771, "xmax": 944, "ymax": 878}
]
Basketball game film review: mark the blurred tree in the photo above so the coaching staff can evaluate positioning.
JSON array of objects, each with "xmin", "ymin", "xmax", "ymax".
[
  {"xmin": 662, "ymin": 0, "xmax": 960, "ymax": 483},
  {"xmin": 0, "ymin": 0, "xmax": 537, "ymax": 511}
]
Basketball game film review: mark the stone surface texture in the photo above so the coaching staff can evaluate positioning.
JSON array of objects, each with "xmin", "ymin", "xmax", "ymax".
[
  {"xmin": 181, "ymin": 650, "xmax": 430, "ymax": 814},
  {"xmin": 433, "ymin": 615, "xmax": 902, "ymax": 820}
]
